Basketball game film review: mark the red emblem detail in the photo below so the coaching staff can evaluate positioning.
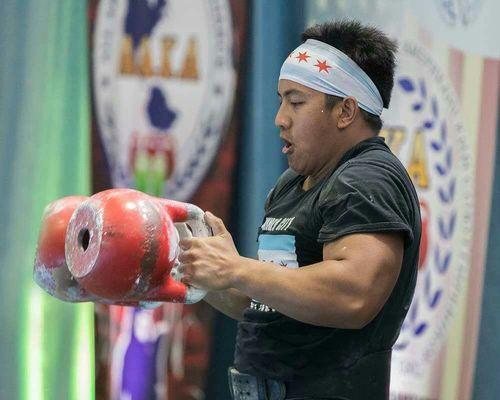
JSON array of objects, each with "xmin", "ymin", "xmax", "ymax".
[
  {"xmin": 129, "ymin": 132, "xmax": 176, "ymax": 181},
  {"xmin": 314, "ymin": 59, "xmax": 332, "ymax": 73},
  {"xmin": 295, "ymin": 51, "xmax": 310, "ymax": 63},
  {"xmin": 418, "ymin": 200, "xmax": 430, "ymax": 270}
]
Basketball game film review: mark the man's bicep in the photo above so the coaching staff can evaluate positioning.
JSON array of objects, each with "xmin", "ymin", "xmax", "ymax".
[{"xmin": 322, "ymin": 232, "xmax": 405, "ymax": 325}]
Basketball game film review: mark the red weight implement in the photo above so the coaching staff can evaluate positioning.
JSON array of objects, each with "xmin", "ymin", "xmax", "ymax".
[
  {"xmin": 65, "ymin": 188, "xmax": 209, "ymax": 304},
  {"xmin": 33, "ymin": 196, "xmax": 98, "ymax": 302}
]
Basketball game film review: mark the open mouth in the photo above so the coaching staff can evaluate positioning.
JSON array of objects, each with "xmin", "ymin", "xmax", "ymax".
[{"xmin": 282, "ymin": 138, "xmax": 293, "ymax": 154}]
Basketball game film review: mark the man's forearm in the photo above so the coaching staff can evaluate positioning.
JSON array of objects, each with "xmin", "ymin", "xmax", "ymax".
[
  {"xmin": 231, "ymin": 257, "xmax": 368, "ymax": 329},
  {"xmin": 204, "ymin": 288, "xmax": 251, "ymax": 321},
  {"xmin": 226, "ymin": 233, "xmax": 403, "ymax": 330}
]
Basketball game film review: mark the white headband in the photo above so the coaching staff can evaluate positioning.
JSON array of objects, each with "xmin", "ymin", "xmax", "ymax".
[{"xmin": 279, "ymin": 39, "xmax": 383, "ymax": 116}]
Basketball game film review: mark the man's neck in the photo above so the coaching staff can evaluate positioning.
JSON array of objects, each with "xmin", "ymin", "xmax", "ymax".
[
  {"xmin": 302, "ymin": 159, "xmax": 340, "ymax": 191},
  {"xmin": 302, "ymin": 130, "xmax": 376, "ymax": 191}
]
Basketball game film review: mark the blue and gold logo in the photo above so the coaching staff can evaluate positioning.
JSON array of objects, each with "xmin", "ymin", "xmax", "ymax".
[{"xmin": 94, "ymin": 0, "xmax": 236, "ymax": 199}]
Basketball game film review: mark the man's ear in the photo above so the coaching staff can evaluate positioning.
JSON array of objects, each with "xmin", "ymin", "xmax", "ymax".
[{"xmin": 336, "ymin": 97, "xmax": 358, "ymax": 129}]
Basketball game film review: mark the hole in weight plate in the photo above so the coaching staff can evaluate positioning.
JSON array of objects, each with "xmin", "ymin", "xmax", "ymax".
[{"xmin": 78, "ymin": 228, "xmax": 90, "ymax": 251}]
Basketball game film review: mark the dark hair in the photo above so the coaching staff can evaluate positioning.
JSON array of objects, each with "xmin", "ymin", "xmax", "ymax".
[{"xmin": 302, "ymin": 20, "xmax": 397, "ymax": 133}]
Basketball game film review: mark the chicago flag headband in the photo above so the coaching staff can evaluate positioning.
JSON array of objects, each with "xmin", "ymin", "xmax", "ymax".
[{"xmin": 279, "ymin": 39, "xmax": 384, "ymax": 116}]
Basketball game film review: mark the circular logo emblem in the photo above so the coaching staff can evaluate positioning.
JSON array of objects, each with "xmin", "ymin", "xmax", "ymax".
[
  {"xmin": 436, "ymin": 0, "xmax": 484, "ymax": 26},
  {"xmin": 93, "ymin": 0, "xmax": 235, "ymax": 200},
  {"xmin": 381, "ymin": 41, "xmax": 474, "ymax": 394}
]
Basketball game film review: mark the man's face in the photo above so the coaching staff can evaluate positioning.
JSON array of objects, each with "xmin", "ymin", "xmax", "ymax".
[{"xmin": 276, "ymin": 79, "xmax": 339, "ymax": 177}]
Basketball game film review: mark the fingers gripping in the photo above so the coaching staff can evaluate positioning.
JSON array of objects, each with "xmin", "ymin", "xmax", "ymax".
[{"xmin": 205, "ymin": 211, "xmax": 227, "ymax": 236}]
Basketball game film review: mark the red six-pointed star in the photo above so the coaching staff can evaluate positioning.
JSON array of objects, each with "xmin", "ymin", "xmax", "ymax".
[
  {"xmin": 295, "ymin": 51, "xmax": 310, "ymax": 63},
  {"xmin": 314, "ymin": 59, "xmax": 332, "ymax": 73}
]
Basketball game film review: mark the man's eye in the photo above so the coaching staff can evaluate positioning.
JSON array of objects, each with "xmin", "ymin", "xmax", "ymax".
[{"xmin": 291, "ymin": 101, "xmax": 303, "ymax": 106}]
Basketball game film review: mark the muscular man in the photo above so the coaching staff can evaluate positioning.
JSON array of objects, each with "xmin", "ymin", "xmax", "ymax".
[{"xmin": 178, "ymin": 20, "xmax": 421, "ymax": 400}]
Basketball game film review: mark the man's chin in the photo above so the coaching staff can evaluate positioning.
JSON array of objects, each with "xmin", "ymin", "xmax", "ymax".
[{"xmin": 288, "ymin": 162, "xmax": 305, "ymax": 176}]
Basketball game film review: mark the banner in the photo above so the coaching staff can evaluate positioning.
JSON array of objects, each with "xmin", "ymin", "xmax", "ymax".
[
  {"xmin": 88, "ymin": 0, "xmax": 246, "ymax": 398},
  {"xmin": 0, "ymin": 1, "xmax": 94, "ymax": 399},
  {"xmin": 306, "ymin": 1, "xmax": 499, "ymax": 399},
  {"xmin": 381, "ymin": 39, "xmax": 475, "ymax": 399}
]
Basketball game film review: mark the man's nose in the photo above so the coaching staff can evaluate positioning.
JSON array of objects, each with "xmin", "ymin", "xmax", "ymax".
[{"xmin": 275, "ymin": 104, "xmax": 290, "ymax": 130}]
